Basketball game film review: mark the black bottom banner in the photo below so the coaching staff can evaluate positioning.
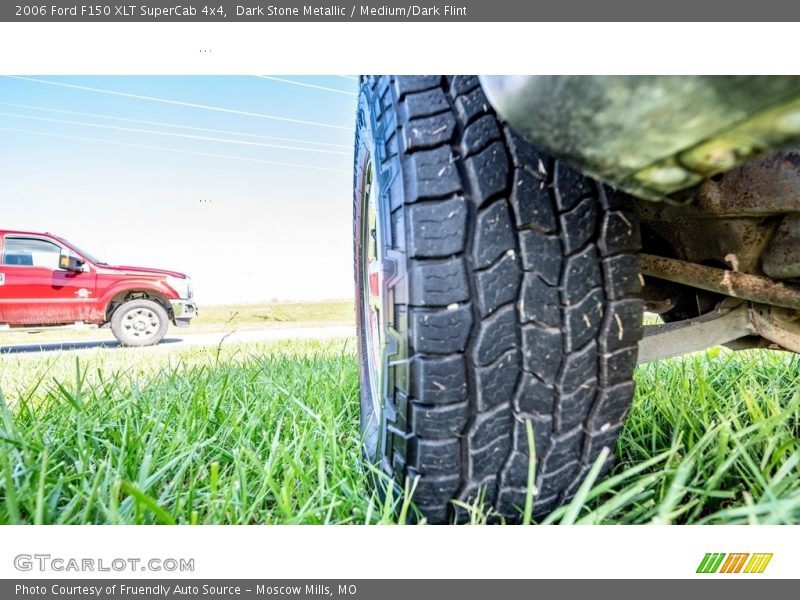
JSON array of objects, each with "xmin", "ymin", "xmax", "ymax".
[{"xmin": 2, "ymin": 580, "xmax": 795, "ymax": 600}]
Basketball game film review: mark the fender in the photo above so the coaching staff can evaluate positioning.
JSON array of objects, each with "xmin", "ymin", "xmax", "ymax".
[
  {"xmin": 93, "ymin": 278, "xmax": 178, "ymax": 322},
  {"xmin": 480, "ymin": 75, "xmax": 800, "ymax": 201}
]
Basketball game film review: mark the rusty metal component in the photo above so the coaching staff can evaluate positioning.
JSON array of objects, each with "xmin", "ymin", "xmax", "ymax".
[
  {"xmin": 636, "ymin": 202, "xmax": 778, "ymax": 275},
  {"xmin": 694, "ymin": 151, "xmax": 800, "ymax": 216},
  {"xmin": 638, "ymin": 301, "xmax": 800, "ymax": 362},
  {"xmin": 640, "ymin": 253, "xmax": 800, "ymax": 310},
  {"xmin": 638, "ymin": 304, "xmax": 753, "ymax": 363},
  {"xmin": 749, "ymin": 305, "xmax": 800, "ymax": 353},
  {"xmin": 762, "ymin": 213, "xmax": 800, "ymax": 279},
  {"xmin": 480, "ymin": 76, "xmax": 800, "ymax": 201}
]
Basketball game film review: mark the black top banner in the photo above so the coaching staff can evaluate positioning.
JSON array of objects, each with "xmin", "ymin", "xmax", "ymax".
[{"xmin": 4, "ymin": 0, "xmax": 800, "ymax": 21}]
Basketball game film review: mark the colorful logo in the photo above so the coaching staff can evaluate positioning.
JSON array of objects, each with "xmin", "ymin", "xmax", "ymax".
[{"xmin": 697, "ymin": 553, "xmax": 773, "ymax": 574}]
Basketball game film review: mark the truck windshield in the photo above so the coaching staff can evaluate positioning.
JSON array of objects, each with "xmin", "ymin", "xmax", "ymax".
[{"xmin": 55, "ymin": 236, "xmax": 106, "ymax": 265}]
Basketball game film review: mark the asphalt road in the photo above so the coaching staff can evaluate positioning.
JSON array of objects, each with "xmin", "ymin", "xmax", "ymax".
[{"xmin": 0, "ymin": 325, "xmax": 356, "ymax": 356}]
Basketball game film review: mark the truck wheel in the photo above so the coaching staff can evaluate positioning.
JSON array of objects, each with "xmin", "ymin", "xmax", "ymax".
[
  {"xmin": 110, "ymin": 299, "xmax": 169, "ymax": 347},
  {"xmin": 353, "ymin": 76, "xmax": 644, "ymax": 523}
]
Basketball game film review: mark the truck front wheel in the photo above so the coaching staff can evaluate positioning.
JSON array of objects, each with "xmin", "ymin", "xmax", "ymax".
[
  {"xmin": 110, "ymin": 299, "xmax": 169, "ymax": 347},
  {"xmin": 354, "ymin": 76, "xmax": 644, "ymax": 523}
]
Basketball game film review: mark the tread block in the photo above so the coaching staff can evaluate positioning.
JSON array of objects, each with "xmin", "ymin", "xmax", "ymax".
[
  {"xmin": 475, "ymin": 349, "xmax": 521, "ymax": 412},
  {"xmin": 521, "ymin": 325, "xmax": 563, "ymax": 385},
  {"xmin": 407, "ymin": 197, "xmax": 468, "ymax": 258},
  {"xmin": 553, "ymin": 161, "xmax": 594, "ymax": 211},
  {"xmin": 542, "ymin": 428, "xmax": 583, "ymax": 474},
  {"xmin": 475, "ymin": 252, "xmax": 522, "ymax": 317},
  {"xmin": 600, "ymin": 186, "xmax": 634, "ymax": 211},
  {"xmin": 559, "ymin": 196, "xmax": 598, "ymax": 255},
  {"xmin": 405, "ymin": 145, "xmax": 462, "ymax": 202},
  {"xmin": 506, "ymin": 128, "xmax": 548, "ymax": 175},
  {"xmin": 586, "ymin": 381, "xmax": 635, "ymax": 431},
  {"xmin": 583, "ymin": 425, "xmax": 623, "ymax": 464},
  {"xmin": 559, "ymin": 341, "xmax": 598, "ymax": 394},
  {"xmin": 402, "ymin": 112, "xmax": 457, "ymax": 152},
  {"xmin": 472, "ymin": 200, "xmax": 515, "ymax": 269},
  {"xmin": 411, "ymin": 438, "xmax": 461, "ymax": 476},
  {"xmin": 499, "ymin": 453, "xmax": 529, "ymax": 489},
  {"xmin": 394, "ymin": 76, "xmax": 442, "ymax": 98},
  {"xmin": 564, "ymin": 288, "xmax": 604, "ymax": 352},
  {"xmin": 497, "ymin": 484, "xmax": 527, "ymax": 519},
  {"xmin": 410, "ymin": 305, "xmax": 473, "ymax": 353},
  {"xmin": 457, "ymin": 476, "xmax": 498, "ymax": 507},
  {"xmin": 562, "ymin": 456, "xmax": 614, "ymax": 502},
  {"xmin": 403, "ymin": 88, "xmax": 450, "ymax": 120},
  {"xmin": 468, "ymin": 435, "xmax": 510, "ymax": 481},
  {"xmin": 468, "ymin": 403, "xmax": 513, "ymax": 451},
  {"xmin": 599, "ymin": 346, "xmax": 638, "ymax": 387},
  {"xmin": 563, "ymin": 245, "xmax": 602, "ymax": 305},
  {"xmin": 509, "ymin": 168, "xmax": 556, "ymax": 232},
  {"xmin": 414, "ymin": 503, "xmax": 450, "ymax": 525},
  {"xmin": 512, "ymin": 417, "xmax": 552, "ymax": 464},
  {"xmin": 411, "ymin": 473, "xmax": 460, "ymax": 509},
  {"xmin": 532, "ymin": 494, "xmax": 561, "ymax": 519},
  {"xmin": 518, "ymin": 230, "xmax": 562, "ymax": 285},
  {"xmin": 410, "ymin": 355, "xmax": 468, "ymax": 405},
  {"xmin": 464, "ymin": 141, "xmax": 510, "ymax": 206},
  {"xmin": 461, "ymin": 114, "xmax": 502, "ymax": 157},
  {"xmin": 537, "ymin": 461, "xmax": 580, "ymax": 498},
  {"xmin": 449, "ymin": 75, "xmax": 481, "ymax": 96},
  {"xmin": 473, "ymin": 304, "xmax": 519, "ymax": 366},
  {"xmin": 603, "ymin": 254, "xmax": 642, "ymax": 299},
  {"xmin": 408, "ymin": 258, "xmax": 470, "ymax": 306},
  {"xmin": 556, "ymin": 378, "xmax": 597, "ymax": 433},
  {"xmin": 410, "ymin": 401, "xmax": 469, "ymax": 439},
  {"xmin": 599, "ymin": 299, "xmax": 644, "ymax": 352},
  {"xmin": 519, "ymin": 273, "xmax": 561, "ymax": 327},
  {"xmin": 454, "ymin": 86, "xmax": 492, "ymax": 124},
  {"xmin": 597, "ymin": 210, "xmax": 641, "ymax": 256},
  {"xmin": 513, "ymin": 373, "xmax": 556, "ymax": 415}
]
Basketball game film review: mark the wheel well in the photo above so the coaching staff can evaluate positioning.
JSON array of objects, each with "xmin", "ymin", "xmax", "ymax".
[{"xmin": 105, "ymin": 290, "xmax": 172, "ymax": 322}]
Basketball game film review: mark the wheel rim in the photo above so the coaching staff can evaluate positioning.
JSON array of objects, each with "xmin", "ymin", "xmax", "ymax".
[
  {"xmin": 122, "ymin": 307, "xmax": 160, "ymax": 340},
  {"xmin": 360, "ymin": 161, "xmax": 386, "ymax": 423}
]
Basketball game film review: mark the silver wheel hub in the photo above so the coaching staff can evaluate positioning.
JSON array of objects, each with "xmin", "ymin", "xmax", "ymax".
[{"xmin": 123, "ymin": 308, "xmax": 159, "ymax": 339}]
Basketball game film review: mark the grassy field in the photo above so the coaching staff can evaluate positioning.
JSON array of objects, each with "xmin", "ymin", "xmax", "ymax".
[
  {"xmin": 0, "ymin": 300, "xmax": 354, "ymax": 347},
  {"xmin": 0, "ymin": 337, "xmax": 798, "ymax": 524}
]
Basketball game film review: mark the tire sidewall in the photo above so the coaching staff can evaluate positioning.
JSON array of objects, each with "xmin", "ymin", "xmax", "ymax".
[
  {"xmin": 354, "ymin": 81, "xmax": 381, "ymax": 465},
  {"xmin": 354, "ymin": 78, "xmax": 409, "ymax": 475}
]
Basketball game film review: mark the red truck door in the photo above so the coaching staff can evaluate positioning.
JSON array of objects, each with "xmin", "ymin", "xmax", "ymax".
[{"xmin": 0, "ymin": 235, "xmax": 97, "ymax": 325}]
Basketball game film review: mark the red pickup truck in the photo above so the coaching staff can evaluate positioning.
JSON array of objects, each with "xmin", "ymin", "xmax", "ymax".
[{"xmin": 0, "ymin": 230, "xmax": 197, "ymax": 346}]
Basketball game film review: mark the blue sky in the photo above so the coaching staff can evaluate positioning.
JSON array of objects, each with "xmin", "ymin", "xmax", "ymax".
[{"xmin": 0, "ymin": 76, "xmax": 357, "ymax": 304}]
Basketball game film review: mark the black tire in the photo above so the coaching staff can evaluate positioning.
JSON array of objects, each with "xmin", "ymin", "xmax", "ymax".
[
  {"xmin": 110, "ymin": 299, "xmax": 169, "ymax": 347},
  {"xmin": 353, "ymin": 76, "xmax": 644, "ymax": 523}
]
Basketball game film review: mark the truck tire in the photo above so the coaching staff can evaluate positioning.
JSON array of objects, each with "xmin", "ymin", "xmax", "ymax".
[
  {"xmin": 110, "ymin": 299, "xmax": 169, "ymax": 347},
  {"xmin": 354, "ymin": 76, "xmax": 644, "ymax": 523}
]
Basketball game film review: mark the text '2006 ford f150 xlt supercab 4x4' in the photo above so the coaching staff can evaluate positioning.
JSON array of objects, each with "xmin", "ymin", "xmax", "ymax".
[{"xmin": 0, "ymin": 230, "xmax": 197, "ymax": 346}]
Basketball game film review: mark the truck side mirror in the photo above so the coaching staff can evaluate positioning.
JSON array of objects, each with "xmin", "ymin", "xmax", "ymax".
[{"xmin": 59, "ymin": 254, "xmax": 85, "ymax": 272}]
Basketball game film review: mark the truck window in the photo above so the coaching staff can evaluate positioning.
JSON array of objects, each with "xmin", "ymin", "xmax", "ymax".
[{"xmin": 2, "ymin": 237, "xmax": 62, "ymax": 269}]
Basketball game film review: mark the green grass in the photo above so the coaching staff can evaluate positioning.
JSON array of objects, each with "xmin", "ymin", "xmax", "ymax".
[
  {"xmin": 0, "ymin": 338, "xmax": 798, "ymax": 524},
  {"xmin": 0, "ymin": 299, "xmax": 354, "ymax": 346}
]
